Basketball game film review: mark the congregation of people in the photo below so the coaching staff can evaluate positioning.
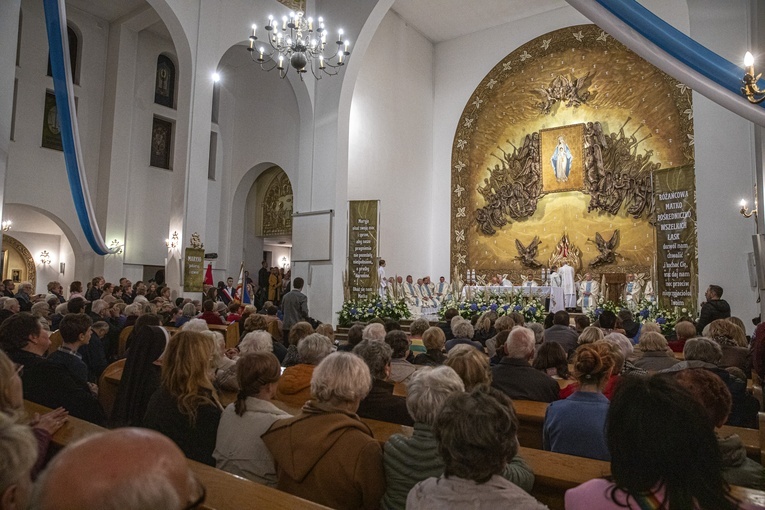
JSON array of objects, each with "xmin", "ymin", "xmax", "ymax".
[{"xmin": 2, "ymin": 275, "xmax": 765, "ymax": 509}]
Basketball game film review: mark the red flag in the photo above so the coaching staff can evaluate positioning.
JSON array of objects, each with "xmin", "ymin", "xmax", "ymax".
[{"xmin": 203, "ymin": 263, "xmax": 213, "ymax": 286}]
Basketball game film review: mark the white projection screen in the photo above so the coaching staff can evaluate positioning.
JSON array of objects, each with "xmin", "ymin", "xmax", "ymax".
[{"xmin": 291, "ymin": 210, "xmax": 333, "ymax": 262}]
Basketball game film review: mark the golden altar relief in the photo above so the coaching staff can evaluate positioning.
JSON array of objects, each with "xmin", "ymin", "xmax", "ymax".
[{"xmin": 450, "ymin": 24, "xmax": 695, "ymax": 285}]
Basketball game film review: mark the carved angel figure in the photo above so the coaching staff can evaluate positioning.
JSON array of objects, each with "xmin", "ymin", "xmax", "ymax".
[
  {"xmin": 514, "ymin": 236, "xmax": 543, "ymax": 268},
  {"xmin": 589, "ymin": 230, "xmax": 620, "ymax": 268}
]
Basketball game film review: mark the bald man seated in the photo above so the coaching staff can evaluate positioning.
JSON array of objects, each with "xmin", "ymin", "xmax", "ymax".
[{"xmin": 29, "ymin": 428, "xmax": 205, "ymax": 510}]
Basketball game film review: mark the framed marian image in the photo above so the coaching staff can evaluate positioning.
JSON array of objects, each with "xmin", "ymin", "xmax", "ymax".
[
  {"xmin": 540, "ymin": 123, "xmax": 585, "ymax": 193},
  {"xmin": 150, "ymin": 116, "xmax": 173, "ymax": 170},
  {"xmin": 11, "ymin": 269, "xmax": 21, "ymax": 283}
]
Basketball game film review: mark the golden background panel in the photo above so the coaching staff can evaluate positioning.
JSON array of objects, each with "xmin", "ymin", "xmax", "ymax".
[
  {"xmin": 540, "ymin": 124, "xmax": 585, "ymax": 193},
  {"xmin": 469, "ymin": 192, "xmax": 654, "ymax": 276}
]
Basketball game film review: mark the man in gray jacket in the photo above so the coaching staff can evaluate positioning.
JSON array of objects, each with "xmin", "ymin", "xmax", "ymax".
[{"xmin": 281, "ymin": 277, "xmax": 308, "ymax": 345}]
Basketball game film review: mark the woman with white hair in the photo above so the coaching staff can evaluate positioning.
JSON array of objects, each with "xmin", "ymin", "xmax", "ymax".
[
  {"xmin": 445, "ymin": 320, "xmax": 484, "ymax": 353},
  {"xmin": 173, "ymin": 303, "xmax": 197, "ymax": 329},
  {"xmin": 633, "ymin": 332, "xmax": 679, "ymax": 372},
  {"xmin": 381, "ymin": 366, "xmax": 534, "ymax": 509},
  {"xmin": 30, "ymin": 302, "xmax": 51, "ymax": 331},
  {"xmin": 275, "ymin": 333, "xmax": 333, "ymax": 408},
  {"xmin": 239, "ymin": 331, "xmax": 274, "ymax": 355},
  {"xmin": 604, "ymin": 332, "xmax": 647, "ymax": 376},
  {"xmin": 262, "ymin": 352, "xmax": 385, "ymax": 510}
]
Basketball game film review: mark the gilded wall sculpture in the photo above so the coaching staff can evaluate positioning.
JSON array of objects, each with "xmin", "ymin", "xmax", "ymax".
[
  {"xmin": 450, "ymin": 24, "xmax": 696, "ymax": 291},
  {"xmin": 262, "ymin": 171, "xmax": 294, "ymax": 236}
]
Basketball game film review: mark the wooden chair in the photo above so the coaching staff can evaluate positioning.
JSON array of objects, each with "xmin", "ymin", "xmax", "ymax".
[
  {"xmin": 48, "ymin": 330, "xmax": 63, "ymax": 354},
  {"xmin": 98, "ymin": 359, "xmax": 125, "ymax": 420},
  {"xmin": 117, "ymin": 326, "xmax": 133, "ymax": 358}
]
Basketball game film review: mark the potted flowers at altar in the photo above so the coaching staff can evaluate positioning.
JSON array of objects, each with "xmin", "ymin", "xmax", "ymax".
[
  {"xmin": 439, "ymin": 290, "xmax": 546, "ymax": 324},
  {"xmin": 337, "ymin": 295, "xmax": 412, "ymax": 327},
  {"xmin": 634, "ymin": 299, "xmax": 680, "ymax": 336},
  {"xmin": 585, "ymin": 298, "xmax": 625, "ymax": 324}
]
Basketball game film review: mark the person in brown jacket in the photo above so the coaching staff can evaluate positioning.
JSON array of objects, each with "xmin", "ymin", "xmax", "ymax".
[
  {"xmin": 275, "ymin": 333, "xmax": 333, "ymax": 408},
  {"xmin": 263, "ymin": 351, "xmax": 385, "ymax": 510}
]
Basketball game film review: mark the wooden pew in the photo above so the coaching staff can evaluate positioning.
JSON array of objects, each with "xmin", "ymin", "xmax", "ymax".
[
  {"xmin": 104, "ymin": 361, "xmax": 763, "ymax": 464},
  {"xmin": 24, "ymin": 401, "xmax": 330, "ymax": 510},
  {"xmin": 26, "ymin": 399, "xmax": 765, "ymax": 510},
  {"xmin": 209, "ymin": 322, "xmax": 240, "ymax": 349},
  {"xmin": 511, "ymin": 398, "xmax": 761, "ymax": 461}
]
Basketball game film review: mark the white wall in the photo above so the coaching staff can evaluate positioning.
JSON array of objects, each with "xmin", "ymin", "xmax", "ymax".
[
  {"xmin": 348, "ymin": 10, "xmax": 435, "ymax": 279},
  {"xmin": 688, "ymin": 0, "xmax": 759, "ymax": 330},
  {"xmin": 216, "ymin": 47, "xmax": 301, "ymax": 276},
  {"xmin": 124, "ymin": 29, "xmax": 178, "ymax": 266},
  {"xmin": 8, "ymin": 0, "xmax": 110, "ymax": 281}
]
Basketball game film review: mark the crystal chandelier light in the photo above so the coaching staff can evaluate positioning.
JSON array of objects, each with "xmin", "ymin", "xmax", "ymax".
[{"xmin": 246, "ymin": 11, "xmax": 351, "ymax": 80}]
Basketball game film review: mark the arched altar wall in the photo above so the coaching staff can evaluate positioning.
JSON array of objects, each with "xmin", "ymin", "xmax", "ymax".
[{"xmin": 450, "ymin": 24, "xmax": 696, "ymax": 303}]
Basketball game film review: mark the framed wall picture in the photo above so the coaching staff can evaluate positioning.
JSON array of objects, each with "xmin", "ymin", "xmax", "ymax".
[
  {"xmin": 150, "ymin": 116, "xmax": 173, "ymax": 169},
  {"xmin": 11, "ymin": 269, "xmax": 21, "ymax": 283},
  {"xmin": 41, "ymin": 91, "xmax": 63, "ymax": 151}
]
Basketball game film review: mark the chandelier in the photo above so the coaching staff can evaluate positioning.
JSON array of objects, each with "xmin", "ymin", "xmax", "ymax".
[{"xmin": 246, "ymin": 11, "xmax": 350, "ymax": 80}]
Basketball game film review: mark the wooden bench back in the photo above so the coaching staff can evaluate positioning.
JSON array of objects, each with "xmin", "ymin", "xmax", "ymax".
[
  {"xmin": 208, "ymin": 323, "xmax": 240, "ymax": 349},
  {"xmin": 48, "ymin": 330, "xmax": 63, "ymax": 354},
  {"xmin": 98, "ymin": 358, "xmax": 126, "ymax": 420},
  {"xmin": 117, "ymin": 326, "xmax": 133, "ymax": 358}
]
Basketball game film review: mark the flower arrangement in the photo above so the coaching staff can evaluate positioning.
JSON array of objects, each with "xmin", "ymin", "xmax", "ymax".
[
  {"xmin": 587, "ymin": 298, "xmax": 680, "ymax": 336},
  {"xmin": 337, "ymin": 296, "xmax": 412, "ymax": 326},
  {"xmin": 585, "ymin": 298, "xmax": 625, "ymax": 323},
  {"xmin": 439, "ymin": 290, "xmax": 546, "ymax": 324},
  {"xmin": 634, "ymin": 299, "xmax": 680, "ymax": 335}
]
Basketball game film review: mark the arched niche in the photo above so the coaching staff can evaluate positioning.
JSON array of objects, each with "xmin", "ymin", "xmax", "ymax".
[{"xmin": 2, "ymin": 235, "xmax": 36, "ymax": 290}]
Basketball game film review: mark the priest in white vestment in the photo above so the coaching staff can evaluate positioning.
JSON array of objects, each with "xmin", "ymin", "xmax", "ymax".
[
  {"xmin": 403, "ymin": 275, "xmax": 421, "ymax": 306},
  {"xmin": 624, "ymin": 274, "xmax": 642, "ymax": 309},
  {"xmin": 435, "ymin": 276, "xmax": 450, "ymax": 303},
  {"xmin": 548, "ymin": 266, "xmax": 562, "ymax": 288},
  {"xmin": 421, "ymin": 276, "xmax": 438, "ymax": 307},
  {"xmin": 558, "ymin": 260, "xmax": 576, "ymax": 310},
  {"xmin": 523, "ymin": 272, "xmax": 538, "ymax": 288},
  {"xmin": 577, "ymin": 273, "xmax": 600, "ymax": 311}
]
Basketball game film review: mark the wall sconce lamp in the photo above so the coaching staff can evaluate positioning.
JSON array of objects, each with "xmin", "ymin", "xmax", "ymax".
[
  {"xmin": 165, "ymin": 231, "xmax": 179, "ymax": 249},
  {"xmin": 1, "ymin": 220, "xmax": 11, "ymax": 232},
  {"xmin": 39, "ymin": 251, "xmax": 51, "ymax": 265},
  {"xmin": 281, "ymin": 256, "xmax": 288, "ymax": 268},
  {"xmin": 109, "ymin": 239, "xmax": 124, "ymax": 254},
  {"xmin": 742, "ymin": 52, "xmax": 765, "ymax": 104},
  {"xmin": 740, "ymin": 198, "xmax": 757, "ymax": 219}
]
